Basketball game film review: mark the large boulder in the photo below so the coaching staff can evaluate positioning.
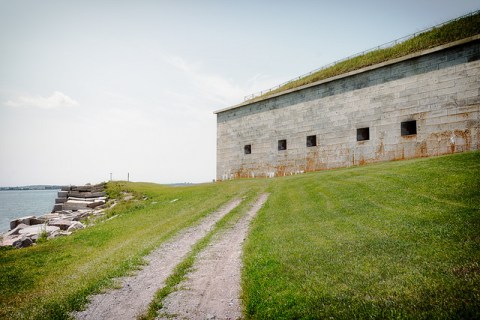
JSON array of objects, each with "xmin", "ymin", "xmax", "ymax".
[
  {"xmin": 52, "ymin": 204, "xmax": 63, "ymax": 212},
  {"xmin": 14, "ymin": 237, "xmax": 33, "ymax": 248},
  {"xmin": 4, "ymin": 223, "xmax": 28, "ymax": 237},
  {"xmin": 10, "ymin": 216, "xmax": 35, "ymax": 230},
  {"xmin": 29, "ymin": 217, "xmax": 48, "ymax": 225},
  {"xmin": 48, "ymin": 219, "xmax": 74, "ymax": 231},
  {"xmin": 1, "ymin": 235, "xmax": 33, "ymax": 248},
  {"xmin": 67, "ymin": 221, "xmax": 85, "ymax": 232}
]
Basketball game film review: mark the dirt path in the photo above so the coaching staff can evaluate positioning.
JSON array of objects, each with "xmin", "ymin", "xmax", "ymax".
[
  {"xmin": 158, "ymin": 193, "xmax": 269, "ymax": 320},
  {"xmin": 74, "ymin": 198, "xmax": 242, "ymax": 320}
]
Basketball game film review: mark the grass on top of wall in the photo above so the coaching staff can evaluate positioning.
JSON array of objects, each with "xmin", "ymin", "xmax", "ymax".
[
  {"xmin": 242, "ymin": 151, "xmax": 480, "ymax": 319},
  {"xmin": 250, "ymin": 11, "xmax": 480, "ymax": 102}
]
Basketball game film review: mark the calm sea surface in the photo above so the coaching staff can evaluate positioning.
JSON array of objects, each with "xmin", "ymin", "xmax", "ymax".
[{"xmin": 0, "ymin": 190, "xmax": 58, "ymax": 233}]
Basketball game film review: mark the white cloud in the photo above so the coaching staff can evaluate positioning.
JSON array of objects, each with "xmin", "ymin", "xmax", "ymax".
[
  {"xmin": 163, "ymin": 55, "xmax": 291, "ymax": 107},
  {"xmin": 164, "ymin": 55, "xmax": 247, "ymax": 106},
  {"xmin": 5, "ymin": 91, "xmax": 79, "ymax": 109}
]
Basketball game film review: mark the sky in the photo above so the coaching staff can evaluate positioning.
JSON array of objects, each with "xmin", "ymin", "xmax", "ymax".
[{"xmin": 0, "ymin": 0, "xmax": 478, "ymax": 186}]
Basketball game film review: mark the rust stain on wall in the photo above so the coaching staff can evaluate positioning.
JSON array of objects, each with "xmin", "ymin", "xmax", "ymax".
[
  {"xmin": 415, "ymin": 141, "xmax": 428, "ymax": 157},
  {"xmin": 429, "ymin": 128, "xmax": 473, "ymax": 156},
  {"xmin": 454, "ymin": 128, "xmax": 472, "ymax": 150},
  {"xmin": 305, "ymin": 150, "xmax": 318, "ymax": 172},
  {"xmin": 376, "ymin": 139, "xmax": 385, "ymax": 159},
  {"xmin": 275, "ymin": 165, "xmax": 287, "ymax": 177}
]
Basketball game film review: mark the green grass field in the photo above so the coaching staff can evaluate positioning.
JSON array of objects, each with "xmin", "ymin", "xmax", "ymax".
[
  {"xmin": 0, "ymin": 152, "xmax": 478, "ymax": 319},
  {"xmin": 243, "ymin": 152, "xmax": 480, "ymax": 319}
]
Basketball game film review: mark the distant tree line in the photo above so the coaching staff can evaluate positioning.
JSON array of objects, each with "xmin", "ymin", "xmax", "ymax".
[{"xmin": 0, "ymin": 185, "xmax": 64, "ymax": 191}]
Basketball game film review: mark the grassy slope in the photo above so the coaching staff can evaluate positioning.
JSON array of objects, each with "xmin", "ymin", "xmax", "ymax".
[
  {"xmin": 243, "ymin": 152, "xmax": 480, "ymax": 319},
  {"xmin": 0, "ymin": 180, "xmax": 261, "ymax": 319},
  {"xmin": 251, "ymin": 12, "xmax": 480, "ymax": 101},
  {"xmin": 0, "ymin": 152, "xmax": 478, "ymax": 319}
]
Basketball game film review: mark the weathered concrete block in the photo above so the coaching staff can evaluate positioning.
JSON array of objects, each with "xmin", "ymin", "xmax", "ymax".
[
  {"xmin": 48, "ymin": 219, "xmax": 73, "ymax": 231},
  {"xmin": 4, "ymin": 223, "xmax": 28, "ymax": 237},
  {"xmin": 57, "ymin": 191, "xmax": 68, "ymax": 198},
  {"xmin": 62, "ymin": 202, "xmax": 90, "ymax": 211},
  {"xmin": 52, "ymin": 204, "xmax": 63, "ymax": 212},
  {"xmin": 18, "ymin": 225, "xmax": 60, "ymax": 237},
  {"xmin": 13, "ymin": 237, "xmax": 33, "ymax": 248},
  {"xmin": 10, "ymin": 216, "xmax": 35, "ymax": 230},
  {"xmin": 67, "ymin": 222, "xmax": 85, "ymax": 232},
  {"xmin": 68, "ymin": 191, "xmax": 106, "ymax": 198},
  {"xmin": 87, "ymin": 201, "xmax": 105, "ymax": 209}
]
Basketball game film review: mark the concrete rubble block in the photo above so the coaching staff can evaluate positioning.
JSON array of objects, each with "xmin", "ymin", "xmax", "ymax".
[
  {"xmin": 39, "ymin": 213, "xmax": 60, "ymax": 220},
  {"xmin": 62, "ymin": 201, "xmax": 90, "ymax": 211},
  {"xmin": 79, "ymin": 211, "xmax": 93, "ymax": 218},
  {"xmin": 18, "ymin": 225, "xmax": 60, "ymax": 237},
  {"xmin": 14, "ymin": 237, "xmax": 33, "ymax": 248},
  {"xmin": 52, "ymin": 204, "xmax": 63, "ymax": 212},
  {"xmin": 68, "ymin": 196, "xmax": 107, "ymax": 202},
  {"xmin": 57, "ymin": 191, "xmax": 68, "ymax": 198},
  {"xmin": 71, "ymin": 185, "xmax": 93, "ymax": 192},
  {"xmin": 68, "ymin": 191, "xmax": 107, "ymax": 198},
  {"xmin": 67, "ymin": 222, "xmax": 85, "ymax": 232},
  {"xmin": 48, "ymin": 219, "xmax": 74, "ymax": 231},
  {"xmin": 87, "ymin": 201, "xmax": 105, "ymax": 209},
  {"xmin": 1, "ymin": 235, "xmax": 33, "ymax": 248},
  {"xmin": 10, "ymin": 216, "xmax": 36, "ymax": 230},
  {"xmin": 29, "ymin": 217, "xmax": 48, "ymax": 225},
  {"xmin": 55, "ymin": 198, "xmax": 67, "ymax": 204},
  {"xmin": 1, "ymin": 235, "xmax": 22, "ymax": 247},
  {"xmin": 4, "ymin": 223, "xmax": 28, "ymax": 237}
]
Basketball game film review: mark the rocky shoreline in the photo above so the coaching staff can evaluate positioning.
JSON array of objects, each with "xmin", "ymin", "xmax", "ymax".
[{"xmin": 0, "ymin": 183, "xmax": 110, "ymax": 249}]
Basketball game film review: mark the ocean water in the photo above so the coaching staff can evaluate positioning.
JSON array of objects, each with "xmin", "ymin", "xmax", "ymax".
[{"xmin": 0, "ymin": 190, "xmax": 58, "ymax": 233}]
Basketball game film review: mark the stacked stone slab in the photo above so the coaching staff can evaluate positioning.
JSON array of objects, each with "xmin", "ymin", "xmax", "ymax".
[
  {"xmin": 53, "ymin": 183, "xmax": 107, "ymax": 212},
  {"xmin": 2, "ymin": 182, "xmax": 109, "ymax": 248}
]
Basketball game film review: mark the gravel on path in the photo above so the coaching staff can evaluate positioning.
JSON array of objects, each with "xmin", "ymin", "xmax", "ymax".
[
  {"xmin": 73, "ymin": 198, "xmax": 242, "ymax": 320},
  {"xmin": 158, "ymin": 193, "xmax": 269, "ymax": 320}
]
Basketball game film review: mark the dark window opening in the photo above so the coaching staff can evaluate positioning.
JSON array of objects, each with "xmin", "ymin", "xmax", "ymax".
[
  {"xmin": 357, "ymin": 127, "xmax": 370, "ymax": 141},
  {"xmin": 401, "ymin": 120, "xmax": 417, "ymax": 136},
  {"xmin": 278, "ymin": 139, "xmax": 287, "ymax": 151},
  {"xmin": 306, "ymin": 135, "xmax": 317, "ymax": 147},
  {"xmin": 244, "ymin": 144, "xmax": 251, "ymax": 154}
]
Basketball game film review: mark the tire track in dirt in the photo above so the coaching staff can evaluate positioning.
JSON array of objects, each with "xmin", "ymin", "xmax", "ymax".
[
  {"xmin": 158, "ymin": 193, "xmax": 269, "ymax": 320},
  {"xmin": 74, "ymin": 198, "xmax": 242, "ymax": 320}
]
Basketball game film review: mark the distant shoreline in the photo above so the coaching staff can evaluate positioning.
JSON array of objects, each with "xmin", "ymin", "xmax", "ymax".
[{"xmin": 0, "ymin": 186, "xmax": 63, "ymax": 191}]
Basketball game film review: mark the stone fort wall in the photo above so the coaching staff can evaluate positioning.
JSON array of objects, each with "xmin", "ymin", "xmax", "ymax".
[{"xmin": 215, "ymin": 36, "xmax": 480, "ymax": 180}]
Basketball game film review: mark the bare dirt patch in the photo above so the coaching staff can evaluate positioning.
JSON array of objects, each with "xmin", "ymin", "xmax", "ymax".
[
  {"xmin": 73, "ymin": 198, "xmax": 242, "ymax": 320},
  {"xmin": 158, "ymin": 193, "xmax": 269, "ymax": 320}
]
